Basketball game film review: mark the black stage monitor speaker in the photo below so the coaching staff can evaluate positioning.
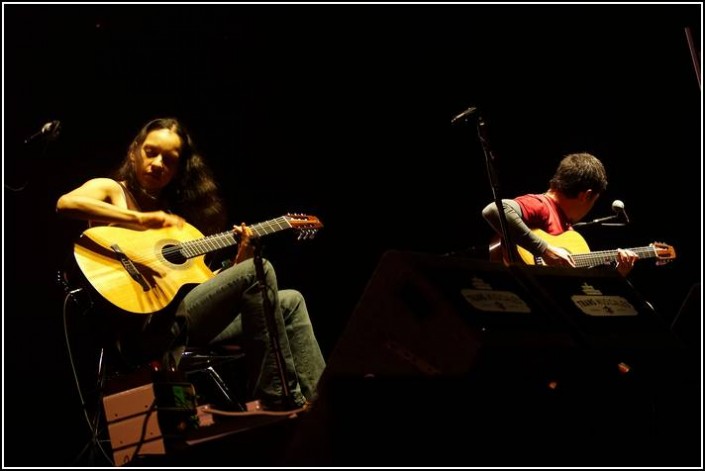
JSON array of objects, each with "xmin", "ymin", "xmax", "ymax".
[
  {"xmin": 323, "ymin": 250, "xmax": 578, "ymax": 380},
  {"xmin": 288, "ymin": 251, "xmax": 697, "ymax": 467}
]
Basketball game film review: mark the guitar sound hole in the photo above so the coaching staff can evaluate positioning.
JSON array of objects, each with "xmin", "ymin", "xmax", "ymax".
[{"xmin": 162, "ymin": 244, "xmax": 187, "ymax": 265}]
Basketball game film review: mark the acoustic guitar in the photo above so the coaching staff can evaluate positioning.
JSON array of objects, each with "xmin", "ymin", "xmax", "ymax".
[
  {"xmin": 73, "ymin": 214, "xmax": 322, "ymax": 314},
  {"xmin": 490, "ymin": 229, "xmax": 676, "ymax": 267}
]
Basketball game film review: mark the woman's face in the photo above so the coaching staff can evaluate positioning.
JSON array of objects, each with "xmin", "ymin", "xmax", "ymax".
[{"xmin": 132, "ymin": 128, "xmax": 183, "ymax": 192}]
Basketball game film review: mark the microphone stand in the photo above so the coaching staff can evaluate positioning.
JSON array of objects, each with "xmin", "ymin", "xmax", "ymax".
[
  {"xmin": 573, "ymin": 214, "xmax": 625, "ymax": 228},
  {"xmin": 251, "ymin": 239, "xmax": 294, "ymax": 408},
  {"xmin": 476, "ymin": 114, "xmax": 517, "ymax": 263}
]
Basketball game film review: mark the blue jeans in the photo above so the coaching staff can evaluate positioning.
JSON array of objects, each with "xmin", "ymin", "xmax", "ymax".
[{"xmin": 172, "ymin": 258, "xmax": 326, "ymax": 408}]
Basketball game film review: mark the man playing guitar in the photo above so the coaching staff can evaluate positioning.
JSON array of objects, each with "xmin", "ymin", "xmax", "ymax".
[{"xmin": 482, "ymin": 152, "xmax": 639, "ymax": 276}]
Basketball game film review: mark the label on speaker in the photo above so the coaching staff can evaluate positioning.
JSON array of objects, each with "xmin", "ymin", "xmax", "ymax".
[
  {"xmin": 461, "ymin": 289, "xmax": 532, "ymax": 313},
  {"xmin": 570, "ymin": 295, "xmax": 638, "ymax": 316}
]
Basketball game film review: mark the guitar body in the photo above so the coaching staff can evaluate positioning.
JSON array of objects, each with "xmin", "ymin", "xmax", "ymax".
[
  {"xmin": 74, "ymin": 223, "xmax": 214, "ymax": 315},
  {"xmin": 515, "ymin": 229, "xmax": 590, "ymax": 265}
]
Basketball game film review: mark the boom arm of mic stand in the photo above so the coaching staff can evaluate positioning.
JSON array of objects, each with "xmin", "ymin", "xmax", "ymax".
[
  {"xmin": 573, "ymin": 214, "xmax": 621, "ymax": 228},
  {"xmin": 477, "ymin": 115, "xmax": 517, "ymax": 263}
]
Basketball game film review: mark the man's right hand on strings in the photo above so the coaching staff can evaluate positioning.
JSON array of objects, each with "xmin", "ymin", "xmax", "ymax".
[{"xmin": 540, "ymin": 245, "xmax": 575, "ymax": 267}]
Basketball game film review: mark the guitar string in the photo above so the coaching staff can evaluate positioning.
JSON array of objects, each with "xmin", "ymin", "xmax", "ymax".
[
  {"xmin": 570, "ymin": 247, "xmax": 657, "ymax": 266},
  {"xmin": 107, "ymin": 217, "xmax": 290, "ymax": 265}
]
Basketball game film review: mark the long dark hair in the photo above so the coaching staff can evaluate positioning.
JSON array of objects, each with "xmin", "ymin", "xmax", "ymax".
[{"xmin": 113, "ymin": 118, "xmax": 227, "ymax": 235}]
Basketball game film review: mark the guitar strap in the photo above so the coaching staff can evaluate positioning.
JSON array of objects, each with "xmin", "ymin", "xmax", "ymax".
[
  {"xmin": 117, "ymin": 181, "xmax": 141, "ymax": 211},
  {"xmin": 117, "ymin": 180, "xmax": 175, "ymax": 215}
]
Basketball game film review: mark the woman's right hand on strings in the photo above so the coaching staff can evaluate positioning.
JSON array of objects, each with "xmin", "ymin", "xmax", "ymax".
[{"xmin": 137, "ymin": 211, "xmax": 185, "ymax": 229}]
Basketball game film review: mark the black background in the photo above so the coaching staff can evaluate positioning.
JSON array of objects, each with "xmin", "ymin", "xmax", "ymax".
[{"xmin": 3, "ymin": 4, "xmax": 701, "ymax": 466}]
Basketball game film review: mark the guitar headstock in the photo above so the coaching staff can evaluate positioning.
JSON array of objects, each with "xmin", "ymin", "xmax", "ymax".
[
  {"xmin": 651, "ymin": 242, "xmax": 676, "ymax": 266},
  {"xmin": 285, "ymin": 213, "xmax": 323, "ymax": 240}
]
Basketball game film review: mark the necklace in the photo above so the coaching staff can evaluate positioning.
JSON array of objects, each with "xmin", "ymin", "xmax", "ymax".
[{"xmin": 138, "ymin": 187, "xmax": 160, "ymax": 201}]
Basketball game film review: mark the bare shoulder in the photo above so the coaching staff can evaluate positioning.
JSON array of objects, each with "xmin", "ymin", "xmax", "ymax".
[
  {"xmin": 82, "ymin": 177, "xmax": 122, "ymax": 190},
  {"xmin": 82, "ymin": 178, "xmax": 123, "ymax": 195},
  {"xmin": 64, "ymin": 177, "xmax": 125, "ymax": 202}
]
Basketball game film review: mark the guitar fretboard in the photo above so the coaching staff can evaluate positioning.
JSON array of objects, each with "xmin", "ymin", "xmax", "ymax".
[
  {"xmin": 177, "ymin": 217, "xmax": 293, "ymax": 259},
  {"xmin": 571, "ymin": 246, "xmax": 657, "ymax": 268}
]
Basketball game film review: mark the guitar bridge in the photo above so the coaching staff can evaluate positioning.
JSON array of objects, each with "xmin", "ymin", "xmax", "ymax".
[{"xmin": 111, "ymin": 244, "xmax": 150, "ymax": 291}]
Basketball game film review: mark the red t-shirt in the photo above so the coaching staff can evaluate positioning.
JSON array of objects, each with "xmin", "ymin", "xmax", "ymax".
[{"xmin": 514, "ymin": 194, "xmax": 572, "ymax": 235}]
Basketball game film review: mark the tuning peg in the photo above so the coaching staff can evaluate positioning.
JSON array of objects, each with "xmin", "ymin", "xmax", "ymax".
[{"xmin": 295, "ymin": 229, "xmax": 318, "ymax": 240}]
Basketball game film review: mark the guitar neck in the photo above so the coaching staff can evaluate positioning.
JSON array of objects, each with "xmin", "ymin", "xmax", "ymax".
[
  {"xmin": 177, "ymin": 216, "xmax": 293, "ymax": 259},
  {"xmin": 570, "ymin": 246, "xmax": 657, "ymax": 268}
]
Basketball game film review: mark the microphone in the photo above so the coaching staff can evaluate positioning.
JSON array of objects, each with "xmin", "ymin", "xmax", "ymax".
[
  {"xmin": 573, "ymin": 199, "xmax": 630, "ymax": 227},
  {"xmin": 612, "ymin": 199, "xmax": 630, "ymax": 224},
  {"xmin": 24, "ymin": 120, "xmax": 61, "ymax": 144},
  {"xmin": 451, "ymin": 106, "xmax": 478, "ymax": 124}
]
